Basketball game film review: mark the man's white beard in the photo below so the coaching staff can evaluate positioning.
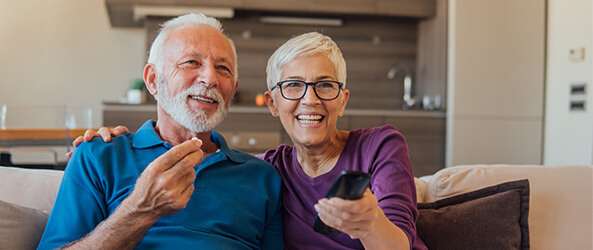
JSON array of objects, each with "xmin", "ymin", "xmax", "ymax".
[{"xmin": 156, "ymin": 79, "xmax": 228, "ymax": 133}]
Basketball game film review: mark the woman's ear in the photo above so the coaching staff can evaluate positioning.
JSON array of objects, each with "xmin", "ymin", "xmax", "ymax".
[
  {"xmin": 143, "ymin": 64, "xmax": 158, "ymax": 96},
  {"xmin": 264, "ymin": 91, "xmax": 279, "ymax": 117},
  {"xmin": 338, "ymin": 88, "xmax": 350, "ymax": 117}
]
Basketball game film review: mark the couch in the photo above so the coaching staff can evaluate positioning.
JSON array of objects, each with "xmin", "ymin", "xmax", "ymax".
[{"xmin": 1, "ymin": 164, "xmax": 591, "ymax": 250}]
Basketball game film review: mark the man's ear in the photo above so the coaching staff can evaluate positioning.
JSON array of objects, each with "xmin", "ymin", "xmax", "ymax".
[
  {"xmin": 338, "ymin": 88, "xmax": 350, "ymax": 117},
  {"xmin": 264, "ymin": 91, "xmax": 279, "ymax": 117},
  {"xmin": 143, "ymin": 64, "xmax": 158, "ymax": 96},
  {"xmin": 229, "ymin": 80, "xmax": 240, "ymax": 105},
  {"xmin": 233, "ymin": 80, "xmax": 240, "ymax": 97}
]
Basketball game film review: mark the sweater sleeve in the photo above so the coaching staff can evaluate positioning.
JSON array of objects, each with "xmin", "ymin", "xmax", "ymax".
[{"xmin": 366, "ymin": 126, "xmax": 419, "ymax": 247}]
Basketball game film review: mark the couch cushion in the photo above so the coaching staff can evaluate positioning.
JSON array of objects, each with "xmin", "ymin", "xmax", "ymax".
[
  {"xmin": 0, "ymin": 166, "xmax": 63, "ymax": 212},
  {"xmin": 0, "ymin": 199, "xmax": 48, "ymax": 250},
  {"xmin": 414, "ymin": 177, "xmax": 428, "ymax": 203},
  {"xmin": 424, "ymin": 165, "xmax": 593, "ymax": 250},
  {"xmin": 417, "ymin": 179, "xmax": 529, "ymax": 250}
]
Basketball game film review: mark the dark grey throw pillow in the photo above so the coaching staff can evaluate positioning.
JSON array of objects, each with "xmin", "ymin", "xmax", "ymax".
[
  {"xmin": 0, "ymin": 200, "xmax": 48, "ymax": 250},
  {"xmin": 417, "ymin": 179, "xmax": 530, "ymax": 250}
]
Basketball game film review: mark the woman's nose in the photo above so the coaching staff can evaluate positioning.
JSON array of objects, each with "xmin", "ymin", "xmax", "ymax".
[{"xmin": 301, "ymin": 85, "xmax": 321, "ymax": 104}]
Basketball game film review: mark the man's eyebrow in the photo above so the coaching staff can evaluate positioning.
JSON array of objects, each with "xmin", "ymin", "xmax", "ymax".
[
  {"xmin": 215, "ymin": 57, "xmax": 233, "ymax": 66},
  {"xmin": 177, "ymin": 52, "xmax": 203, "ymax": 62}
]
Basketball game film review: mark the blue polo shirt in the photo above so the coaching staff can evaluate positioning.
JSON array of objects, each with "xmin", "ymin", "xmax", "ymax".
[{"xmin": 38, "ymin": 120, "xmax": 283, "ymax": 250}]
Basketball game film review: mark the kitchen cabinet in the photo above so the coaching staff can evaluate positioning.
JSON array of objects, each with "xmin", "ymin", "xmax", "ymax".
[{"xmin": 105, "ymin": 0, "xmax": 436, "ymax": 27}]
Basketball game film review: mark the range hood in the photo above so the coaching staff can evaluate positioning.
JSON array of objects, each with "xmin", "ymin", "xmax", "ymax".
[{"xmin": 105, "ymin": 0, "xmax": 436, "ymax": 27}]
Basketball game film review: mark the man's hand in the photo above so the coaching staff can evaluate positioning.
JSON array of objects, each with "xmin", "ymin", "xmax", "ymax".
[
  {"xmin": 66, "ymin": 126, "xmax": 129, "ymax": 159},
  {"xmin": 121, "ymin": 138, "xmax": 203, "ymax": 218},
  {"xmin": 314, "ymin": 189, "xmax": 381, "ymax": 239}
]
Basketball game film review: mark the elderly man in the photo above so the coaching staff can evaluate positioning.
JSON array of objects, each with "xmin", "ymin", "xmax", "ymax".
[{"xmin": 37, "ymin": 13, "xmax": 282, "ymax": 250}]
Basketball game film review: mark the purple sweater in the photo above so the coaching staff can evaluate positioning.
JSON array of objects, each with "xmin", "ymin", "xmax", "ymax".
[{"xmin": 261, "ymin": 125, "xmax": 427, "ymax": 250}]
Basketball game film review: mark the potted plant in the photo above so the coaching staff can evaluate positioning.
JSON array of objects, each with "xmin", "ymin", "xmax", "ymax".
[{"xmin": 127, "ymin": 79, "xmax": 146, "ymax": 104}]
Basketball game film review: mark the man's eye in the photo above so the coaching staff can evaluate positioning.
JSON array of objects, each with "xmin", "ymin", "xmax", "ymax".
[
  {"xmin": 217, "ymin": 65, "xmax": 231, "ymax": 73},
  {"xmin": 180, "ymin": 60, "xmax": 200, "ymax": 67}
]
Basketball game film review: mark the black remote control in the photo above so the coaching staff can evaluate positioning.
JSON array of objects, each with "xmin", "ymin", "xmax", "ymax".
[{"xmin": 314, "ymin": 171, "xmax": 371, "ymax": 235}]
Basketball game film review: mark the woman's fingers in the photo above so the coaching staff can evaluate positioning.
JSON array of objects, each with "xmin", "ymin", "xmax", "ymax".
[
  {"xmin": 83, "ymin": 129, "xmax": 97, "ymax": 141},
  {"xmin": 113, "ymin": 126, "xmax": 130, "ymax": 135},
  {"xmin": 97, "ymin": 127, "xmax": 112, "ymax": 142},
  {"xmin": 71, "ymin": 136, "xmax": 84, "ymax": 148},
  {"xmin": 316, "ymin": 203, "xmax": 373, "ymax": 231},
  {"xmin": 67, "ymin": 126, "xmax": 131, "ymax": 161},
  {"xmin": 314, "ymin": 189, "xmax": 380, "ymax": 237},
  {"xmin": 81, "ymin": 126, "xmax": 129, "ymax": 144},
  {"xmin": 65, "ymin": 151, "xmax": 73, "ymax": 160},
  {"xmin": 316, "ymin": 199, "xmax": 373, "ymax": 224}
]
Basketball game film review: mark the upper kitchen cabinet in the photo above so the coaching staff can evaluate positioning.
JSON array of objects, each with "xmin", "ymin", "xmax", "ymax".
[
  {"xmin": 105, "ymin": 0, "xmax": 436, "ymax": 27},
  {"xmin": 103, "ymin": 0, "xmax": 447, "ymax": 111}
]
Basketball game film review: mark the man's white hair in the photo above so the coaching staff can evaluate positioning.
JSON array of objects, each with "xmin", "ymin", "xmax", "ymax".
[
  {"xmin": 147, "ymin": 13, "xmax": 238, "ymax": 81},
  {"xmin": 266, "ymin": 32, "xmax": 347, "ymax": 90}
]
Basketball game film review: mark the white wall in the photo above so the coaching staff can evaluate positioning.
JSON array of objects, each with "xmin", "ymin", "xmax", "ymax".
[
  {"xmin": 0, "ymin": 0, "xmax": 145, "ymax": 128},
  {"xmin": 544, "ymin": 0, "xmax": 593, "ymax": 165},
  {"xmin": 446, "ymin": 0, "xmax": 546, "ymax": 166}
]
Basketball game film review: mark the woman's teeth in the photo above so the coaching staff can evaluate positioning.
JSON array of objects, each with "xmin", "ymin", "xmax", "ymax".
[{"xmin": 296, "ymin": 114, "xmax": 324, "ymax": 124}]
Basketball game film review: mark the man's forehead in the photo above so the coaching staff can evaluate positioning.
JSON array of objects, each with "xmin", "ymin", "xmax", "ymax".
[{"xmin": 164, "ymin": 25, "xmax": 235, "ymax": 62}]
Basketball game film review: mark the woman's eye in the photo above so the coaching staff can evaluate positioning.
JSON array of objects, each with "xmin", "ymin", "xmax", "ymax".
[
  {"xmin": 286, "ymin": 81, "xmax": 302, "ymax": 88},
  {"xmin": 318, "ymin": 82, "xmax": 332, "ymax": 88}
]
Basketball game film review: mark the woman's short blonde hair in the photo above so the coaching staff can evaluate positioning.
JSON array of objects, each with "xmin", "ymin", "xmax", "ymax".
[{"xmin": 266, "ymin": 32, "xmax": 347, "ymax": 90}]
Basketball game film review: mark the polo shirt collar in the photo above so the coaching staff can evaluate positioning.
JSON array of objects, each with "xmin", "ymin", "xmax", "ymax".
[
  {"xmin": 210, "ymin": 129, "xmax": 250, "ymax": 163},
  {"xmin": 132, "ymin": 120, "xmax": 249, "ymax": 163},
  {"xmin": 132, "ymin": 120, "xmax": 163, "ymax": 149}
]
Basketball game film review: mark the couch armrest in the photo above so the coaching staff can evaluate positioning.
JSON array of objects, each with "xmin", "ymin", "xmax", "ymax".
[
  {"xmin": 423, "ymin": 164, "xmax": 593, "ymax": 250},
  {"xmin": 0, "ymin": 166, "xmax": 63, "ymax": 212}
]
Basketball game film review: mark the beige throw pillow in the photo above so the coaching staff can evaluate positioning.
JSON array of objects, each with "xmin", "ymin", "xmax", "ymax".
[{"xmin": 0, "ymin": 199, "xmax": 48, "ymax": 250}]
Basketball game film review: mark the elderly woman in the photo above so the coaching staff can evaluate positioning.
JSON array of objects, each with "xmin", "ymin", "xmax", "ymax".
[{"xmin": 76, "ymin": 32, "xmax": 425, "ymax": 250}]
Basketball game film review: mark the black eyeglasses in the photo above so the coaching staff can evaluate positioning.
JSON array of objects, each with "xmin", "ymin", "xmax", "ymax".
[{"xmin": 271, "ymin": 80, "xmax": 344, "ymax": 101}]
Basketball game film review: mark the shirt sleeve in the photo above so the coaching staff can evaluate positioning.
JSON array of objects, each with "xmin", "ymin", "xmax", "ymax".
[
  {"xmin": 261, "ymin": 165, "xmax": 283, "ymax": 250},
  {"xmin": 367, "ymin": 127, "xmax": 419, "ymax": 248},
  {"xmin": 37, "ymin": 143, "xmax": 108, "ymax": 250}
]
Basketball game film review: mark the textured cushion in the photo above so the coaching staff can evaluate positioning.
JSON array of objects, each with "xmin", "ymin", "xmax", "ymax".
[
  {"xmin": 417, "ymin": 179, "xmax": 530, "ymax": 250},
  {"xmin": 414, "ymin": 177, "xmax": 428, "ymax": 203},
  {"xmin": 0, "ymin": 166, "xmax": 63, "ymax": 212},
  {"xmin": 424, "ymin": 165, "xmax": 592, "ymax": 250},
  {"xmin": 0, "ymin": 200, "xmax": 48, "ymax": 250}
]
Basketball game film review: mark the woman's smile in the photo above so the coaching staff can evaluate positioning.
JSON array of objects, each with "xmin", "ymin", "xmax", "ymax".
[{"xmin": 295, "ymin": 113, "xmax": 326, "ymax": 127}]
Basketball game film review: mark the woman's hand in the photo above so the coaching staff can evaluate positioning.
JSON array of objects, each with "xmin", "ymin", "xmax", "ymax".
[
  {"xmin": 314, "ymin": 189, "xmax": 382, "ymax": 239},
  {"xmin": 66, "ymin": 126, "xmax": 130, "ymax": 159}
]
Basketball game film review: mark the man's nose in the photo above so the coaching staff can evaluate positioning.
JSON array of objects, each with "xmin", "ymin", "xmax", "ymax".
[
  {"xmin": 301, "ymin": 85, "xmax": 321, "ymax": 104},
  {"xmin": 197, "ymin": 63, "xmax": 218, "ymax": 88}
]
